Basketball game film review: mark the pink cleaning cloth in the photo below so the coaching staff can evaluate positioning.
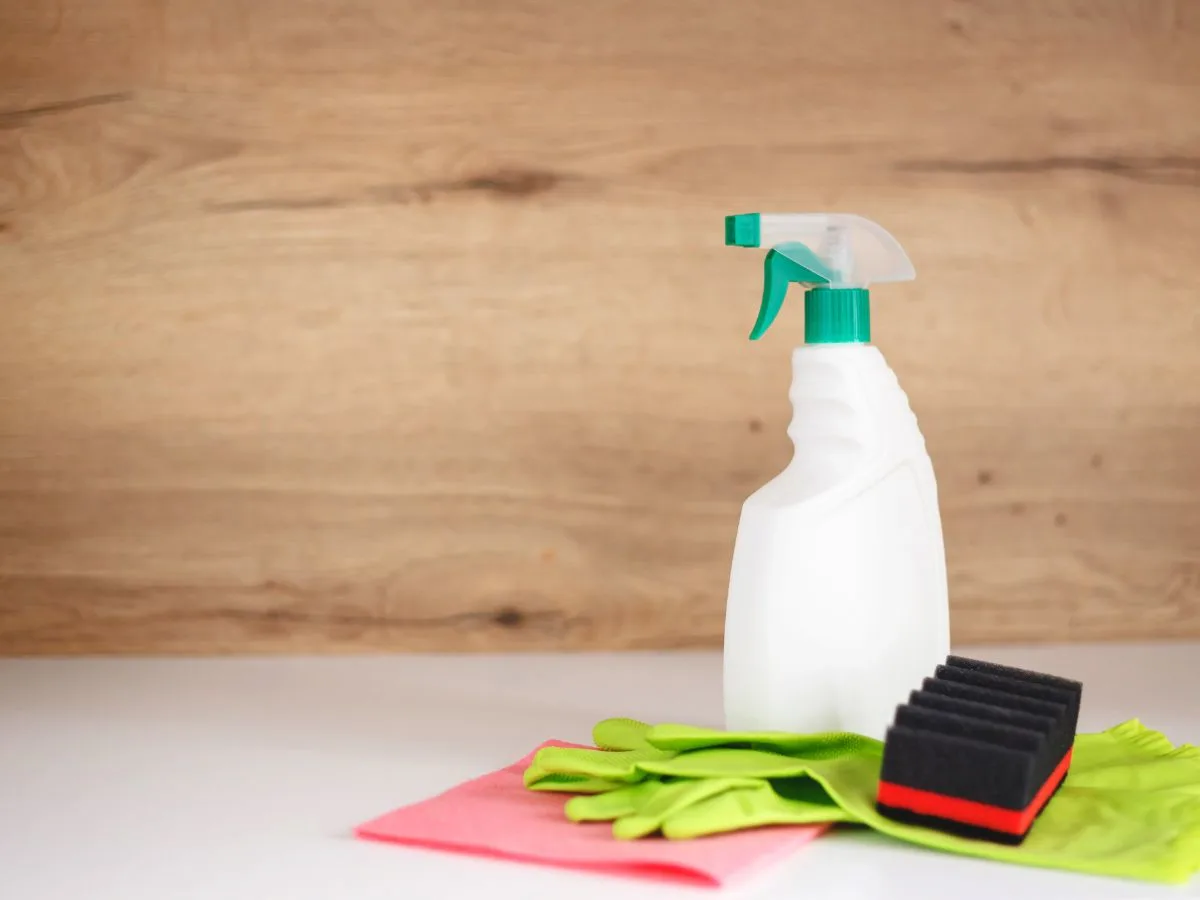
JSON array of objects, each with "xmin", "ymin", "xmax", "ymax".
[{"xmin": 355, "ymin": 740, "xmax": 827, "ymax": 888}]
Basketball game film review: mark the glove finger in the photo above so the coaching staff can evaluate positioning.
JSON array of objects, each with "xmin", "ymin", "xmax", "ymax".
[
  {"xmin": 593, "ymin": 718, "xmax": 654, "ymax": 751},
  {"xmin": 566, "ymin": 782, "xmax": 658, "ymax": 822},
  {"xmin": 527, "ymin": 773, "xmax": 628, "ymax": 794},
  {"xmin": 636, "ymin": 776, "xmax": 765, "ymax": 818},
  {"xmin": 646, "ymin": 723, "xmax": 882, "ymax": 759},
  {"xmin": 524, "ymin": 744, "xmax": 673, "ymax": 786},
  {"xmin": 641, "ymin": 747, "xmax": 812, "ymax": 779},
  {"xmin": 612, "ymin": 778, "xmax": 763, "ymax": 840},
  {"xmin": 661, "ymin": 781, "xmax": 857, "ymax": 840}
]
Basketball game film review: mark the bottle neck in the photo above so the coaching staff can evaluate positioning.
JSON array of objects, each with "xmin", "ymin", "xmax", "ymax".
[{"xmin": 805, "ymin": 287, "xmax": 870, "ymax": 344}]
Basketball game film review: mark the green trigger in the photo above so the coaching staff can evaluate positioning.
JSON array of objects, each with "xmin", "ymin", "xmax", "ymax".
[{"xmin": 751, "ymin": 243, "xmax": 833, "ymax": 340}]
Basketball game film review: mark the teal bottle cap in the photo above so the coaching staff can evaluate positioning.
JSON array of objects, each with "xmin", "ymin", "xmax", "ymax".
[{"xmin": 805, "ymin": 287, "xmax": 871, "ymax": 344}]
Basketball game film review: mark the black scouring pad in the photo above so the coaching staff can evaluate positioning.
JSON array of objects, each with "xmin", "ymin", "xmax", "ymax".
[{"xmin": 876, "ymin": 655, "xmax": 1083, "ymax": 844}]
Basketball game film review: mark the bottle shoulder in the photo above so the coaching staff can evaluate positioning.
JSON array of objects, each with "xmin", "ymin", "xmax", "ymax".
[
  {"xmin": 775, "ymin": 345, "xmax": 926, "ymax": 500},
  {"xmin": 747, "ymin": 448, "xmax": 935, "ymax": 513},
  {"xmin": 789, "ymin": 345, "xmax": 913, "ymax": 410}
]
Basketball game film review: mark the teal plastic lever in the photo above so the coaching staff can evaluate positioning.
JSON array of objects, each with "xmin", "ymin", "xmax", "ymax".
[{"xmin": 751, "ymin": 243, "xmax": 833, "ymax": 340}]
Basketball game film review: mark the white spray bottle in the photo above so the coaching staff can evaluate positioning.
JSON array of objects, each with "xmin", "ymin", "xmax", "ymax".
[{"xmin": 722, "ymin": 213, "xmax": 950, "ymax": 740}]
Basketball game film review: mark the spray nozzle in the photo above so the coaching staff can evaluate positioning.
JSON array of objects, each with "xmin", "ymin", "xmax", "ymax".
[{"xmin": 726, "ymin": 213, "xmax": 915, "ymax": 341}]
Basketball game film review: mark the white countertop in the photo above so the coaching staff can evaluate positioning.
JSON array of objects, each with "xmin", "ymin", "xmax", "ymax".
[{"xmin": 1, "ymin": 643, "xmax": 1197, "ymax": 899}]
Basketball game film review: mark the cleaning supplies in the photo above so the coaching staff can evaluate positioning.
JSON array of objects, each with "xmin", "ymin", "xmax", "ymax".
[
  {"xmin": 722, "ymin": 213, "xmax": 950, "ymax": 739},
  {"xmin": 876, "ymin": 656, "xmax": 1083, "ymax": 844},
  {"xmin": 526, "ymin": 717, "xmax": 1200, "ymax": 884}
]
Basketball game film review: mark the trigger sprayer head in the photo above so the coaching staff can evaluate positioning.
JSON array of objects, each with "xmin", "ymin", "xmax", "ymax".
[{"xmin": 725, "ymin": 213, "xmax": 915, "ymax": 342}]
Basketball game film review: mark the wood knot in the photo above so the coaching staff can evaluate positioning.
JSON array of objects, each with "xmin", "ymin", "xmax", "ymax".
[
  {"xmin": 461, "ymin": 168, "xmax": 563, "ymax": 198},
  {"xmin": 493, "ymin": 606, "xmax": 525, "ymax": 628}
]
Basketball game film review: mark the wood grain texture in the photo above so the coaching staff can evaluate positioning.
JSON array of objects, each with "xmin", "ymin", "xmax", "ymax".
[{"xmin": 1, "ymin": 0, "xmax": 1198, "ymax": 654}]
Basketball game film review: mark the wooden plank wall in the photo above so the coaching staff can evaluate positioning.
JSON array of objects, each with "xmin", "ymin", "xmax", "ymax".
[{"xmin": 1, "ymin": 0, "xmax": 1198, "ymax": 655}]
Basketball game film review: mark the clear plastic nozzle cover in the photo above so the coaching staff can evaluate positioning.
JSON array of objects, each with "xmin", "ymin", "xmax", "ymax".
[{"xmin": 725, "ymin": 213, "xmax": 915, "ymax": 287}]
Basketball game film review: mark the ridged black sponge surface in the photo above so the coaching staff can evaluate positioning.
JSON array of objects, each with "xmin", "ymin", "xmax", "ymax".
[{"xmin": 876, "ymin": 655, "xmax": 1083, "ymax": 843}]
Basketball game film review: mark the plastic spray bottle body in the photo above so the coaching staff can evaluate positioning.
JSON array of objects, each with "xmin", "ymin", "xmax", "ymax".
[
  {"xmin": 721, "ymin": 213, "xmax": 951, "ymax": 740},
  {"xmin": 722, "ymin": 344, "xmax": 949, "ymax": 739}
]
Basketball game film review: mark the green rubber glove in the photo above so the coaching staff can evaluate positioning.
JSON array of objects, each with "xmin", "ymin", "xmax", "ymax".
[
  {"xmin": 526, "ymin": 718, "xmax": 1200, "ymax": 884},
  {"xmin": 528, "ymin": 724, "xmax": 882, "ymax": 839},
  {"xmin": 526, "ymin": 721, "xmax": 878, "ymax": 792},
  {"xmin": 566, "ymin": 775, "xmax": 856, "ymax": 839}
]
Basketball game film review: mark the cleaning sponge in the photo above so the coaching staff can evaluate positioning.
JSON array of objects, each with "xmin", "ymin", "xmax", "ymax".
[{"xmin": 876, "ymin": 655, "xmax": 1083, "ymax": 844}]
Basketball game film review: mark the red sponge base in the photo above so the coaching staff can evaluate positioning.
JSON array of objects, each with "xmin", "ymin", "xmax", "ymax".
[{"xmin": 876, "ymin": 747, "xmax": 1073, "ymax": 844}]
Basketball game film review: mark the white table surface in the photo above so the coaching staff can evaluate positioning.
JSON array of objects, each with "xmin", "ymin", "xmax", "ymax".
[{"xmin": 1, "ymin": 643, "xmax": 1197, "ymax": 899}]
